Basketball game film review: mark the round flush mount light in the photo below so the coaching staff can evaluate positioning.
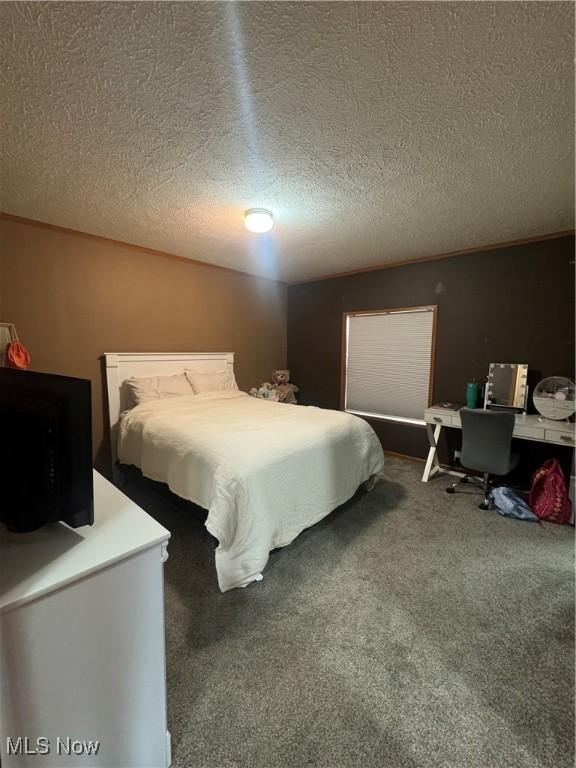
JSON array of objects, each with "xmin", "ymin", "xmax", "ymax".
[{"xmin": 244, "ymin": 208, "xmax": 274, "ymax": 233}]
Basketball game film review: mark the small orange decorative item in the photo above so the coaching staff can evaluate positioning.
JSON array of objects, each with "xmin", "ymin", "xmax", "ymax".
[{"xmin": 1, "ymin": 323, "xmax": 30, "ymax": 369}]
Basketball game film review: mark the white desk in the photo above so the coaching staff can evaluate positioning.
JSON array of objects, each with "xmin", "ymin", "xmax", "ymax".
[
  {"xmin": 0, "ymin": 471, "xmax": 171, "ymax": 768},
  {"xmin": 423, "ymin": 407, "xmax": 575, "ymax": 483}
]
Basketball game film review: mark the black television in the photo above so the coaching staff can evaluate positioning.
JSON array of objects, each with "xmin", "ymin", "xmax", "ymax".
[{"xmin": 0, "ymin": 368, "xmax": 94, "ymax": 532}]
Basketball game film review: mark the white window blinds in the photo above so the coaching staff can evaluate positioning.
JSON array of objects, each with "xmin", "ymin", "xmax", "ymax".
[{"xmin": 344, "ymin": 307, "xmax": 436, "ymax": 423}]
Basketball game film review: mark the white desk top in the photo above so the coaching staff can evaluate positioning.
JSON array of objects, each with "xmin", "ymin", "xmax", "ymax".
[
  {"xmin": 424, "ymin": 407, "xmax": 575, "ymax": 447},
  {"xmin": 0, "ymin": 471, "xmax": 170, "ymax": 614}
]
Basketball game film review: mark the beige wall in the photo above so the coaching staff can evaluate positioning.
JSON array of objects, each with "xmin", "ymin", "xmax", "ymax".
[{"xmin": 0, "ymin": 217, "xmax": 286, "ymax": 474}]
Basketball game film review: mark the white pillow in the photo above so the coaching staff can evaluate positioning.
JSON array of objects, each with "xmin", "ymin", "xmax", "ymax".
[
  {"xmin": 185, "ymin": 368, "xmax": 238, "ymax": 394},
  {"xmin": 125, "ymin": 373, "xmax": 193, "ymax": 406}
]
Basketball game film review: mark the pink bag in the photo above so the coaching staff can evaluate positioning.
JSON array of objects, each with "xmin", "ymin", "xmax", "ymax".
[{"xmin": 529, "ymin": 459, "xmax": 572, "ymax": 525}]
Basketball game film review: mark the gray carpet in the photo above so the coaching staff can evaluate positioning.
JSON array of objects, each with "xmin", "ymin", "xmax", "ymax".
[{"xmin": 127, "ymin": 457, "xmax": 575, "ymax": 768}]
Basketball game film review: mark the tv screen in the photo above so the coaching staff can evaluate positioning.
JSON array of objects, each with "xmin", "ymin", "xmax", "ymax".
[{"xmin": 0, "ymin": 368, "xmax": 94, "ymax": 532}]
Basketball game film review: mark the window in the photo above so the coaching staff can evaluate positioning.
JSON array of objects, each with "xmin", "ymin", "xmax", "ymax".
[{"xmin": 342, "ymin": 305, "xmax": 437, "ymax": 425}]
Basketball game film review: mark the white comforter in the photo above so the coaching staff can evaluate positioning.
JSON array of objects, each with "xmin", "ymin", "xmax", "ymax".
[{"xmin": 118, "ymin": 391, "xmax": 384, "ymax": 591}]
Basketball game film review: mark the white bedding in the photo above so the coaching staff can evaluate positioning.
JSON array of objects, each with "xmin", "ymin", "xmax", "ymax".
[{"xmin": 118, "ymin": 391, "xmax": 385, "ymax": 591}]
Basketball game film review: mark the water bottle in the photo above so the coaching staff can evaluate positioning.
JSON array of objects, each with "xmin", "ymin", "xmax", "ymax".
[{"xmin": 466, "ymin": 380, "xmax": 480, "ymax": 409}]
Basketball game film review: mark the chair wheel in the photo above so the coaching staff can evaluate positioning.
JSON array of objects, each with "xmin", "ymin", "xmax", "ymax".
[
  {"xmin": 446, "ymin": 487, "xmax": 455, "ymax": 494},
  {"xmin": 460, "ymin": 476, "xmax": 469, "ymax": 483},
  {"xmin": 478, "ymin": 501, "xmax": 490, "ymax": 510}
]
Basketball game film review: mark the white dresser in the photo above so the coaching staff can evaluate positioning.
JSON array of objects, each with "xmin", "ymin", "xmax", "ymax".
[{"xmin": 0, "ymin": 471, "xmax": 171, "ymax": 768}]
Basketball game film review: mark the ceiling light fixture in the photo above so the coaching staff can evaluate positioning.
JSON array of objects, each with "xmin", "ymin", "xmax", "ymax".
[{"xmin": 244, "ymin": 208, "xmax": 274, "ymax": 233}]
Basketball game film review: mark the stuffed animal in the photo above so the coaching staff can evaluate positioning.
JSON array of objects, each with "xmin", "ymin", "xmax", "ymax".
[
  {"xmin": 249, "ymin": 382, "xmax": 281, "ymax": 402},
  {"xmin": 261, "ymin": 382, "xmax": 281, "ymax": 401},
  {"xmin": 270, "ymin": 369, "xmax": 299, "ymax": 404},
  {"xmin": 249, "ymin": 371, "xmax": 299, "ymax": 404}
]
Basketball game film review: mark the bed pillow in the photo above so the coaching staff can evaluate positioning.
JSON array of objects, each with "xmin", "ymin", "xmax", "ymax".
[
  {"xmin": 185, "ymin": 368, "xmax": 238, "ymax": 394},
  {"xmin": 125, "ymin": 373, "xmax": 193, "ymax": 406}
]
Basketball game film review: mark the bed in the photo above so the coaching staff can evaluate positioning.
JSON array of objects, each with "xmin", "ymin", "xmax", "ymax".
[{"xmin": 105, "ymin": 352, "xmax": 385, "ymax": 591}]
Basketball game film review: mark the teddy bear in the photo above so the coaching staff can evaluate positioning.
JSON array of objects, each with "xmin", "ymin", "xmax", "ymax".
[{"xmin": 270, "ymin": 369, "xmax": 299, "ymax": 404}]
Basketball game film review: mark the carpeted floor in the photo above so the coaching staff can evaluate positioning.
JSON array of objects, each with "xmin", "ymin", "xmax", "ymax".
[{"xmin": 126, "ymin": 457, "xmax": 575, "ymax": 768}]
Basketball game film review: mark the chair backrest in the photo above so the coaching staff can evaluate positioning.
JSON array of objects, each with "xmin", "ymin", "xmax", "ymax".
[{"xmin": 460, "ymin": 408, "xmax": 515, "ymax": 475}]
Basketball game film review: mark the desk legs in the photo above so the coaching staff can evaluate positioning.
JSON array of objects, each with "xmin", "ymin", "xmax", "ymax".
[{"xmin": 422, "ymin": 423, "xmax": 442, "ymax": 482}]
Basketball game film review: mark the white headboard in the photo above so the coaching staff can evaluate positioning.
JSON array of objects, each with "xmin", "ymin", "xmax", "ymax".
[{"xmin": 104, "ymin": 352, "xmax": 235, "ymax": 469}]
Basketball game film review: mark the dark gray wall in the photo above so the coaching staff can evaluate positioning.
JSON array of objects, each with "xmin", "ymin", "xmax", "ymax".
[{"xmin": 287, "ymin": 236, "xmax": 575, "ymax": 480}]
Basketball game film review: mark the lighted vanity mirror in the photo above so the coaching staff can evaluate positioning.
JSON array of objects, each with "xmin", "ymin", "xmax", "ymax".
[{"xmin": 485, "ymin": 363, "xmax": 529, "ymax": 412}]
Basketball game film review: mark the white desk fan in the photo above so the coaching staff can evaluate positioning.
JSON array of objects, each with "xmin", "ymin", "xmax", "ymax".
[{"xmin": 533, "ymin": 376, "xmax": 575, "ymax": 421}]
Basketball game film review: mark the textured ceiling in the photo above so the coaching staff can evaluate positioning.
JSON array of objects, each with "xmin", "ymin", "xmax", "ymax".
[{"xmin": 1, "ymin": 2, "xmax": 574, "ymax": 282}]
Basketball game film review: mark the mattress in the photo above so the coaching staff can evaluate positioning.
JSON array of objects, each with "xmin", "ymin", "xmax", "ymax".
[{"xmin": 118, "ymin": 391, "xmax": 385, "ymax": 591}]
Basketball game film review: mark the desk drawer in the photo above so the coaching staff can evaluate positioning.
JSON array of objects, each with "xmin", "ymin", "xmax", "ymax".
[
  {"xmin": 514, "ymin": 424, "xmax": 545, "ymax": 440},
  {"xmin": 426, "ymin": 413, "xmax": 452, "ymax": 426},
  {"xmin": 545, "ymin": 429, "xmax": 575, "ymax": 447}
]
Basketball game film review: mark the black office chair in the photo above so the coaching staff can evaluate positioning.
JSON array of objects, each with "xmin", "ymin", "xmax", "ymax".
[{"xmin": 446, "ymin": 408, "xmax": 519, "ymax": 509}]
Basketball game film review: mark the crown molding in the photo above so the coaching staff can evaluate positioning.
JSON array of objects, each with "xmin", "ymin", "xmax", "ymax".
[
  {"xmin": 288, "ymin": 229, "xmax": 575, "ymax": 286},
  {"xmin": 2, "ymin": 212, "xmax": 572, "ymax": 287},
  {"xmin": 0, "ymin": 212, "xmax": 285, "ymax": 285}
]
